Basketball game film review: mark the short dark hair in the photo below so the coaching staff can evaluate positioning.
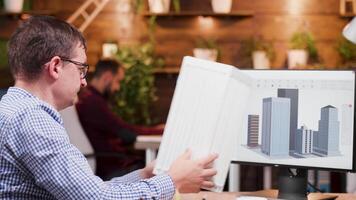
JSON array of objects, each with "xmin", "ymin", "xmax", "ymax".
[
  {"xmin": 93, "ymin": 59, "xmax": 121, "ymax": 78},
  {"xmin": 8, "ymin": 15, "xmax": 86, "ymax": 80}
]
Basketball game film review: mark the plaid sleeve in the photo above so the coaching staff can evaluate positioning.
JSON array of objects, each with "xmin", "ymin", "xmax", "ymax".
[
  {"xmin": 104, "ymin": 174, "xmax": 176, "ymax": 200},
  {"xmin": 109, "ymin": 169, "xmax": 142, "ymax": 184},
  {"xmin": 13, "ymin": 108, "xmax": 175, "ymax": 200}
]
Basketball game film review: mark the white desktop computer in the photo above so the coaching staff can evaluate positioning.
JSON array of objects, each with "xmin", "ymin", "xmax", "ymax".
[{"xmin": 232, "ymin": 69, "xmax": 355, "ymax": 199}]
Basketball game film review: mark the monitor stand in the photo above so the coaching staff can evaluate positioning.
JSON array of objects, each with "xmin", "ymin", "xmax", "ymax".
[{"xmin": 278, "ymin": 168, "xmax": 308, "ymax": 200}]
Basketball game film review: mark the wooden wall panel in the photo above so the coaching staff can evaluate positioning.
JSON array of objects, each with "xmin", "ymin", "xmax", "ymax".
[
  {"xmin": 234, "ymin": 0, "xmax": 339, "ymax": 14},
  {"xmin": 28, "ymin": 0, "xmax": 348, "ymax": 69}
]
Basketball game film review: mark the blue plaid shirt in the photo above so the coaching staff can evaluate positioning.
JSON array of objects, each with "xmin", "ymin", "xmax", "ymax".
[{"xmin": 0, "ymin": 87, "xmax": 175, "ymax": 199}]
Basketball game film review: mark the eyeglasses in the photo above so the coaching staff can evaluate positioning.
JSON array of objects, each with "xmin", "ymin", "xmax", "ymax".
[{"xmin": 60, "ymin": 57, "xmax": 89, "ymax": 79}]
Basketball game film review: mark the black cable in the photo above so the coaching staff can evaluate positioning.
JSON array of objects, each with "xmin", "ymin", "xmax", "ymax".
[
  {"xmin": 307, "ymin": 182, "xmax": 323, "ymax": 193},
  {"xmin": 288, "ymin": 168, "xmax": 296, "ymax": 176}
]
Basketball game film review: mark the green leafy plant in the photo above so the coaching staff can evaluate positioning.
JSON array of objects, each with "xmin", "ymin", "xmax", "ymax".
[
  {"xmin": 242, "ymin": 37, "xmax": 276, "ymax": 61},
  {"xmin": 289, "ymin": 31, "xmax": 318, "ymax": 61},
  {"xmin": 23, "ymin": 0, "xmax": 32, "ymax": 11},
  {"xmin": 114, "ymin": 42, "xmax": 164, "ymax": 125},
  {"xmin": 337, "ymin": 37, "xmax": 356, "ymax": 68},
  {"xmin": 195, "ymin": 37, "xmax": 218, "ymax": 49},
  {"xmin": 134, "ymin": 0, "xmax": 145, "ymax": 13},
  {"xmin": 172, "ymin": 0, "xmax": 180, "ymax": 13}
]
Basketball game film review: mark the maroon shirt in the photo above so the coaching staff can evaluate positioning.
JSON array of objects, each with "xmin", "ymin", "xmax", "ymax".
[{"xmin": 76, "ymin": 86, "xmax": 163, "ymax": 179}]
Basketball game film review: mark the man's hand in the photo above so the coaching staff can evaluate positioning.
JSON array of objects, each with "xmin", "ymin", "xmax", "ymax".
[
  {"xmin": 168, "ymin": 149, "xmax": 218, "ymax": 193},
  {"xmin": 140, "ymin": 160, "xmax": 156, "ymax": 179}
]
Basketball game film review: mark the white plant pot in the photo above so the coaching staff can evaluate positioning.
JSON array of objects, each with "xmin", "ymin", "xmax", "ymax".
[
  {"xmin": 211, "ymin": 0, "xmax": 232, "ymax": 13},
  {"xmin": 288, "ymin": 49, "xmax": 308, "ymax": 69},
  {"xmin": 148, "ymin": 0, "xmax": 171, "ymax": 13},
  {"xmin": 102, "ymin": 43, "xmax": 118, "ymax": 58},
  {"xmin": 193, "ymin": 48, "xmax": 218, "ymax": 61},
  {"xmin": 252, "ymin": 51, "xmax": 270, "ymax": 69},
  {"xmin": 4, "ymin": 0, "xmax": 24, "ymax": 13}
]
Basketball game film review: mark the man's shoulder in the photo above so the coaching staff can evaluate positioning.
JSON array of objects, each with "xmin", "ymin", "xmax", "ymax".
[
  {"xmin": 0, "ymin": 93, "xmax": 62, "ymax": 127},
  {"xmin": 1, "ymin": 94, "xmax": 39, "ymax": 118}
]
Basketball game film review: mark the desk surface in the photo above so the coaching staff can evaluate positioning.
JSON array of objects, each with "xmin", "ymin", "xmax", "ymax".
[
  {"xmin": 135, "ymin": 135, "xmax": 161, "ymax": 150},
  {"xmin": 180, "ymin": 190, "xmax": 356, "ymax": 200}
]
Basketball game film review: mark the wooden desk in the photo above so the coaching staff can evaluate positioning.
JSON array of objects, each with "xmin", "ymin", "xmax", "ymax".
[{"xmin": 180, "ymin": 190, "xmax": 356, "ymax": 200}]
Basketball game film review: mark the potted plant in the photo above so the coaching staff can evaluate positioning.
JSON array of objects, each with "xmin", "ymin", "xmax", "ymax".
[
  {"xmin": 193, "ymin": 37, "xmax": 220, "ymax": 61},
  {"xmin": 4, "ymin": 0, "xmax": 24, "ymax": 13},
  {"xmin": 337, "ymin": 37, "xmax": 356, "ymax": 69},
  {"xmin": 288, "ymin": 31, "xmax": 318, "ymax": 69},
  {"xmin": 146, "ymin": 0, "xmax": 180, "ymax": 13},
  {"xmin": 211, "ymin": 0, "xmax": 232, "ymax": 13},
  {"xmin": 114, "ymin": 42, "xmax": 164, "ymax": 125},
  {"xmin": 102, "ymin": 41, "xmax": 118, "ymax": 58},
  {"xmin": 242, "ymin": 37, "xmax": 275, "ymax": 69}
]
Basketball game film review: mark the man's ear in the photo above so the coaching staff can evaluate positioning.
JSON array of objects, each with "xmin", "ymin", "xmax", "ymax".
[{"xmin": 47, "ymin": 56, "xmax": 62, "ymax": 80}]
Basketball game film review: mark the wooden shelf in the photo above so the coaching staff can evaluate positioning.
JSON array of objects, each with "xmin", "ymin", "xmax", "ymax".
[
  {"xmin": 153, "ymin": 67, "xmax": 180, "ymax": 74},
  {"xmin": 0, "ymin": 10, "xmax": 55, "ymax": 19},
  {"xmin": 142, "ymin": 11, "xmax": 254, "ymax": 18},
  {"xmin": 340, "ymin": 13, "xmax": 356, "ymax": 18}
]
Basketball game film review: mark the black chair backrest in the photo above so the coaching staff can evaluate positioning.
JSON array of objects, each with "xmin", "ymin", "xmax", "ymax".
[{"xmin": 0, "ymin": 88, "xmax": 8, "ymax": 100}]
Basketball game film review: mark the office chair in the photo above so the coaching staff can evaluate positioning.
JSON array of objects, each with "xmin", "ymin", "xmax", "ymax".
[
  {"xmin": 60, "ymin": 105, "xmax": 130, "ymax": 179},
  {"xmin": 60, "ymin": 106, "xmax": 97, "ymax": 172}
]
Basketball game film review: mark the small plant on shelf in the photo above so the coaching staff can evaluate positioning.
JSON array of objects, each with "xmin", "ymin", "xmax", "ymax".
[
  {"xmin": 193, "ymin": 37, "xmax": 220, "ymax": 61},
  {"xmin": 242, "ymin": 36, "xmax": 275, "ymax": 69},
  {"xmin": 288, "ymin": 31, "xmax": 320, "ymax": 69},
  {"xmin": 289, "ymin": 31, "xmax": 318, "ymax": 60}
]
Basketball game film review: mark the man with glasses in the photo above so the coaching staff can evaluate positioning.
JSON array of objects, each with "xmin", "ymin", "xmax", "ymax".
[{"xmin": 0, "ymin": 16, "xmax": 218, "ymax": 199}]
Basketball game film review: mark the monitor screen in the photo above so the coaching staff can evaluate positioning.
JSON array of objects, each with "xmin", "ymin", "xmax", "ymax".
[{"xmin": 232, "ymin": 70, "xmax": 355, "ymax": 172}]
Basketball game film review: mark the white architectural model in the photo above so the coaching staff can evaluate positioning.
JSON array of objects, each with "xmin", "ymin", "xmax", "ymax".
[{"xmin": 154, "ymin": 56, "xmax": 252, "ymax": 192}]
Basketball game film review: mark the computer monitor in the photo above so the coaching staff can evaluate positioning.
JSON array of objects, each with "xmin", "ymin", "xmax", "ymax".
[{"xmin": 232, "ymin": 70, "xmax": 356, "ymax": 199}]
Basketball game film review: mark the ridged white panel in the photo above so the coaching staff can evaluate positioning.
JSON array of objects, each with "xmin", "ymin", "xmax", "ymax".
[{"xmin": 154, "ymin": 56, "xmax": 252, "ymax": 192}]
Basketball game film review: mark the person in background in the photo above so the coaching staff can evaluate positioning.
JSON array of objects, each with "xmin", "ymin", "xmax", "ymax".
[
  {"xmin": 76, "ymin": 59, "xmax": 163, "ymax": 179},
  {"xmin": 0, "ymin": 15, "xmax": 218, "ymax": 199}
]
